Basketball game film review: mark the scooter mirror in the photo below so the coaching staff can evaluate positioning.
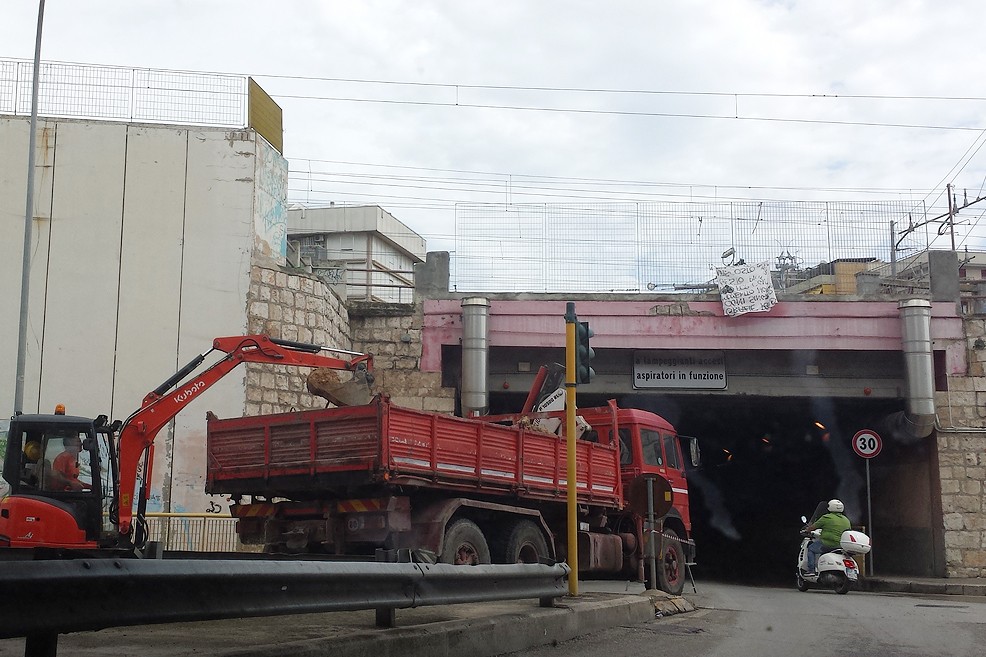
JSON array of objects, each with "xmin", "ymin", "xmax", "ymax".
[{"xmin": 800, "ymin": 515, "xmax": 807, "ymax": 524}]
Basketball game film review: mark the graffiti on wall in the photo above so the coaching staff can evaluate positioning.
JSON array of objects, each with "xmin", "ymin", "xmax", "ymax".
[{"xmin": 254, "ymin": 138, "xmax": 288, "ymax": 259}]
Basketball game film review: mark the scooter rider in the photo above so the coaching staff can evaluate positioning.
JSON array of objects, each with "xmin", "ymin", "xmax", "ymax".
[{"xmin": 804, "ymin": 499, "xmax": 850, "ymax": 574}]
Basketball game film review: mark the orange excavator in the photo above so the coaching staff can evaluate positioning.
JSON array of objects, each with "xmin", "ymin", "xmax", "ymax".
[{"xmin": 0, "ymin": 335, "xmax": 372, "ymax": 557}]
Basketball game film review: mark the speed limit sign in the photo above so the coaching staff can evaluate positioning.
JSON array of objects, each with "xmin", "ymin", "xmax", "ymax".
[{"xmin": 852, "ymin": 430, "xmax": 882, "ymax": 459}]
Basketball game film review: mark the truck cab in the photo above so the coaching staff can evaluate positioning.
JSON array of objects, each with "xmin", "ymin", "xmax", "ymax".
[{"xmin": 584, "ymin": 407, "xmax": 694, "ymax": 542}]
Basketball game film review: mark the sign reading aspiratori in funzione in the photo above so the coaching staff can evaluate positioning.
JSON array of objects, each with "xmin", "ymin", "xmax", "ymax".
[{"xmin": 633, "ymin": 351, "xmax": 727, "ymax": 390}]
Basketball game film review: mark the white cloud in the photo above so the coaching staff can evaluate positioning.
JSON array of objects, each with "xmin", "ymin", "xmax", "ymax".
[{"xmin": 5, "ymin": 0, "xmax": 986, "ymax": 258}]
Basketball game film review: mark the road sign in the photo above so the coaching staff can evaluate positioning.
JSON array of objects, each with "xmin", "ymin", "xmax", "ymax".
[
  {"xmin": 852, "ymin": 429, "xmax": 882, "ymax": 459},
  {"xmin": 626, "ymin": 474, "xmax": 673, "ymax": 518}
]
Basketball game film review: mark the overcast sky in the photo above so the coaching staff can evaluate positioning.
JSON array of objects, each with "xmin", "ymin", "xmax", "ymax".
[{"xmin": 5, "ymin": 1, "xmax": 986, "ymax": 279}]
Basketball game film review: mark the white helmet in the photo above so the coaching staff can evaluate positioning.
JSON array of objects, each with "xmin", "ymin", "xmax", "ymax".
[{"xmin": 828, "ymin": 499, "xmax": 845, "ymax": 513}]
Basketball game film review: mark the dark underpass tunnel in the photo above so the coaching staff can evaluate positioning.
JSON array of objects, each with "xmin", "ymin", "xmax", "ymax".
[
  {"xmin": 491, "ymin": 391, "xmax": 930, "ymax": 586},
  {"xmin": 621, "ymin": 393, "xmax": 930, "ymax": 586}
]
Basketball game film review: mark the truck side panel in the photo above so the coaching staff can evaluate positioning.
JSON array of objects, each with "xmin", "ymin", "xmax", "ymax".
[
  {"xmin": 207, "ymin": 404, "xmax": 384, "ymax": 495},
  {"xmin": 207, "ymin": 398, "xmax": 622, "ymax": 508}
]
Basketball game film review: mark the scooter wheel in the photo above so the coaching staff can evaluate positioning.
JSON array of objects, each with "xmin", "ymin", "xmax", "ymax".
[
  {"xmin": 796, "ymin": 573, "xmax": 809, "ymax": 592},
  {"xmin": 835, "ymin": 575, "xmax": 851, "ymax": 595}
]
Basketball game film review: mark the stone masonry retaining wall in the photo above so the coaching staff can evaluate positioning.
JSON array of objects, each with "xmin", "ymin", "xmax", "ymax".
[
  {"xmin": 244, "ymin": 266, "xmax": 455, "ymax": 416},
  {"xmin": 348, "ymin": 300, "xmax": 456, "ymax": 414},
  {"xmin": 243, "ymin": 264, "xmax": 355, "ymax": 415},
  {"xmin": 936, "ymin": 315, "xmax": 986, "ymax": 577}
]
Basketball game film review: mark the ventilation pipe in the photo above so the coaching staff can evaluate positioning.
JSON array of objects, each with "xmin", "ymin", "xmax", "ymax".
[
  {"xmin": 461, "ymin": 297, "xmax": 490, "ymax": 417},
  {"xmin": 887, "ymin": 299, "xmax": 936, "ymax": 440}
]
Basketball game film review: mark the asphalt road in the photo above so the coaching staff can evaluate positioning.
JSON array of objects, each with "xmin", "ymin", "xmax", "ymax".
[{"xmin": 500, "ymin": 582, "xmax": 986, "ymax": 657}]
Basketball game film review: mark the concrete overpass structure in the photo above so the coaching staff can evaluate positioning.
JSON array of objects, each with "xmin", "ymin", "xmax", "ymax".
[{"xmin": 396, "ymin": 251, "xmax": 983, "ymax": 579}]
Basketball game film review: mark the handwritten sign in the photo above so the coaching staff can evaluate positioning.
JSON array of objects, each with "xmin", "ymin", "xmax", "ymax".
[{"xmin": 715, "ymin": 261, "xmax": 777, "ymax": 317}]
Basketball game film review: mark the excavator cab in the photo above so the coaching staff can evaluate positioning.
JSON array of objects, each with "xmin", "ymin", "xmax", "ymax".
[{"xmin": 1, "ymin": 413, "xmax": 120, "ymax": 550}]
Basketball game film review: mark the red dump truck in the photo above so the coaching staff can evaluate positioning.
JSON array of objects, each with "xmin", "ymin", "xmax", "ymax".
[{"xmin": 206, "ymin": 394, "xmax": 698, "ymax": 594}]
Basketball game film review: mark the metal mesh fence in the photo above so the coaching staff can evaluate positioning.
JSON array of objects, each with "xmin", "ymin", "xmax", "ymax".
[
  {"xmin": 0, "ymin": 59, "xmax": 246, "ymax": 127},
  {"xmin": 453, "ymin": 200, "xmax": 934, "ymax": 293}
]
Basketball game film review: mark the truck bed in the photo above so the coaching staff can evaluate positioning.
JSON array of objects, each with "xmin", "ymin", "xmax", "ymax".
[{"xmin": 206, "ymin": 396, "xmax": 622, "ymax": 508}]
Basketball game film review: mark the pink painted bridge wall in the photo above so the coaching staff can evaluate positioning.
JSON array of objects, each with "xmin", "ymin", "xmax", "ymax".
[{"xmin": 421, "ymin": 298, "xmax": 967, "ymax": 374}]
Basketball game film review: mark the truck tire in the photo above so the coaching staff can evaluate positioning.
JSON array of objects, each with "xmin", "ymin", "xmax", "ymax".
[
  {"xmin": 440, "ymin": 519, "xmax": 491, "ymax": 565},
  {"xmin": 498, "ymin": 520, "xmax": 550, "ymax": 564},
  {"xmin": 656, "ymin": 529, "xmax": 686, "ymax": 596}
]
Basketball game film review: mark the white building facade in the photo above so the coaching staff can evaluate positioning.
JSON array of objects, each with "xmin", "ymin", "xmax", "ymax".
[{"xmin": 0, "ymin": 114, "xmax": 288, "ymax": 514}]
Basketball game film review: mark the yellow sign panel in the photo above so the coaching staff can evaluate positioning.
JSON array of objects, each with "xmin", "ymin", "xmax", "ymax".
[{"xmin": 248, "ymin": 77, "xmax": 284, "ymax": 154}]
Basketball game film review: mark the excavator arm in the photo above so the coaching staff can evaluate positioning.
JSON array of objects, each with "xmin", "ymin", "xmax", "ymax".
[{"xmin": 115, "ymin": 335, "xmax": 372, "ymax": 539}]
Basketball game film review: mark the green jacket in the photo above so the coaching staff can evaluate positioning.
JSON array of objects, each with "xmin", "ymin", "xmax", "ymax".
[{"xmin": 815, "ymin": 512, "xmax": 851, "ymax": 548}]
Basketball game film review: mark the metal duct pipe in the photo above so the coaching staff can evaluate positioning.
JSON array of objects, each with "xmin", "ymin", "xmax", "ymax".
[
  {"xmin": 888, "ymin": 299, "xmax": 936, "ymax": 439},
  {"xmin": 461, "ymin": 297, "xmax": 490, "ymax": 416}
]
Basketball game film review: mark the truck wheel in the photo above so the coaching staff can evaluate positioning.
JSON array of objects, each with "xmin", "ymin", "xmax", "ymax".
[
  {"xmin": 440, "ymin": 519, "xmax": 491, "ymax": 565},
  {"xmin": 657, "ymin": 530, "xmax": 686, "ymax": 596},
  {"xmin": 499, "ymin": 520, "xmax": 550, "ymax": 564}
]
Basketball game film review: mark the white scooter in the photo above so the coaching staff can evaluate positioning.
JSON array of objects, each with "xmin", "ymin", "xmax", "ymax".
[{"xmin": 796, "ymin": 513, "xmax": 871, "ymax": 595}]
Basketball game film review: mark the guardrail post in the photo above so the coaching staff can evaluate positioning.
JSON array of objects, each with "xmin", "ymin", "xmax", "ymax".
[
  {"xmin": 25, "ymin": 632, "xmax": 57, "ymax": 657},
  {"xmin": 374, "ymin": 549, "xmax": 397, "ymax": 628}
]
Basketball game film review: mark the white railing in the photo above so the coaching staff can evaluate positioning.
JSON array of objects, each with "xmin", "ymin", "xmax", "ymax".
[{"xmin": 145, "ymin": 513, "xmax": 241, "ymax": 552}]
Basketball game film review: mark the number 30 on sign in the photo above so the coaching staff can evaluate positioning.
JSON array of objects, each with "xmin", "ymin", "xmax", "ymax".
[{"xmin": 852, "ymin": 430, "xmax": 882, "ymax": 459}]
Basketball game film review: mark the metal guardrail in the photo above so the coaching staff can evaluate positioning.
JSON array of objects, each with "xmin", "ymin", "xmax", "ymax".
[{"xmin": 0, "ymin": 558, "xmax": 569, "ymax": 654}]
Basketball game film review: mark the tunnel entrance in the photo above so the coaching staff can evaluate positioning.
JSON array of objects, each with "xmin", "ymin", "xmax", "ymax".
[{"xmin": 488, "ymin": 390, "xmax": 939, "ymax": 586}]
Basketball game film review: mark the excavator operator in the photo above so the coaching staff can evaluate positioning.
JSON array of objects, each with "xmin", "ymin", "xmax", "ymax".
[{"xmin": 50, "ymin": 435, "xmax": 90, "ymax": 492}]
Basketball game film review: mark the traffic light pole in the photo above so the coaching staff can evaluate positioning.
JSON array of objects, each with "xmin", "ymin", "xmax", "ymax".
[{"xmin": 564, "ymin": 302, "xmax": 579, "ymax": 597}]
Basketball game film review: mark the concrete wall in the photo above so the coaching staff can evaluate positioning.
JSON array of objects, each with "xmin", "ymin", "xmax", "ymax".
[{"xmin": 0, "ymin": 116, "xmax": 282, "ymax": 515}]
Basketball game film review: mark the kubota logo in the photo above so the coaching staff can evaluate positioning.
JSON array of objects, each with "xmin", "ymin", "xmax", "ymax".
[{"xmin": 173, "ymin": 380, "xmax": 206, "ymax": 403}]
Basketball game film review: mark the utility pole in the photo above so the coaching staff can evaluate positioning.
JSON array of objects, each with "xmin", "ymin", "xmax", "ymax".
[
  {"xmin": 947, "ymin": 183, "xmax": 956, "ymax": 252},
  {"xmin": 890, "ymin": 220, "xmax": 897, "ymax": 276},
  {"xmin": 14, "ymin": 0, "xmax": 46, "ymax": 415}
]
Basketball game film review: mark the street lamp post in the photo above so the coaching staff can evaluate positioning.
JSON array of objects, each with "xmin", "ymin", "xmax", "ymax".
[{"xmin": 14, "ymin": 0, "xmax": 46, "ymax": 415}]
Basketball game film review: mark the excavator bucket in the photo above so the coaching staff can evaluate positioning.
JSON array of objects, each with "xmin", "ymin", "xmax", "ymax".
[{"xmin": 306, "ymin": 368, "xmax": 373, "ymax": 407}]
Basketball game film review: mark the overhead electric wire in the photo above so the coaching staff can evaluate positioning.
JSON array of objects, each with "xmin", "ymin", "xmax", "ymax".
[
  {"xmin": 249, "ymin": 70, "xmax": 986, "ymax": 105},
  {"xmin": 288, "ymin": 158, "xmax": 935, "ymax": 197},
  {"xmin": 289, "ymin": 168, "xmax": 948, "ymax": 208},
  {"xmin": 272, "ymin": 93, "xmax": 982, "ymax": 132}
]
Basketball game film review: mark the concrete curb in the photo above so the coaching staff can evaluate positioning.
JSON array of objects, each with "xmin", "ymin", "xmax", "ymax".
[
  {"xmin": 219, "ymin": 592, "xmax": 680, "ymax": 657},
  {"xmin": 863, "ymin": 578, "xmax": 986, "ymax": 597}
]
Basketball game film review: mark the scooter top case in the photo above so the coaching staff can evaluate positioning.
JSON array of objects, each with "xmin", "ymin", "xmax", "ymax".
[{"xmin": 840, "ymin": 530, "xmax": 871, "ymax": 555}]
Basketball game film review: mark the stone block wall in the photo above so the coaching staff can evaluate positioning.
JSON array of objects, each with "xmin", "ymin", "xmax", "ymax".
[
  {"xmin": 348, "ymin": 300, "xmax": 456, "ymax": 414},
  {"xmin": 937, "ymin": 431, "xmax": 986, "ymax": 577},
  {"xmin": 243, "ymin": 264, "xmax": 355, "ymax": 415},
  {"xmin": 243, "ymin": 270, "xmax": 456, "ymax": 417},
  {"xmin": 936, "ymin": 315, "xmax": 986, "ymax": 577}
]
